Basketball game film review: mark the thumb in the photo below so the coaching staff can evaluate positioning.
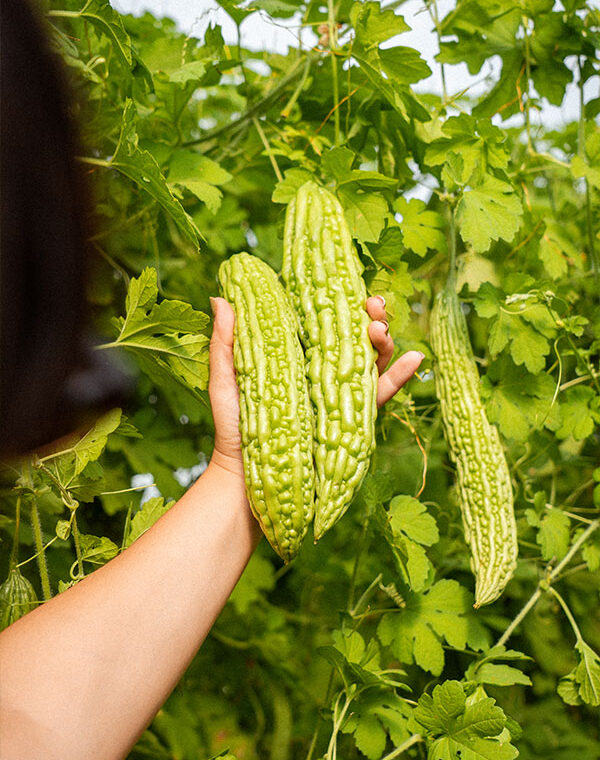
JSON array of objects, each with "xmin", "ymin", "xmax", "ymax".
[{"xmin": 209, "ymin": 297, "xmax": 236, "ymax": 387}]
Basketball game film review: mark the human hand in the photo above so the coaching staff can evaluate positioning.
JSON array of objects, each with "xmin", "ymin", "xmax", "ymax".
[
  {"xmin": 364, "ymin": 295, "xmax": 425, "ymax": 407},
  {"xmin": 208, "ymin": 295, "xmax": 424, "ymax": 470}
]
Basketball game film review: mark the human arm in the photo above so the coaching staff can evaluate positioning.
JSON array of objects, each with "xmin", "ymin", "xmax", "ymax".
[{"xmin": 0, "ymin": 297, "xmax": 423, "ymax": 760}]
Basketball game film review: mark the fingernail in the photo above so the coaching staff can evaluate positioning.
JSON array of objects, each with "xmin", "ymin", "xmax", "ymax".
[
  {"xmin": 417, "ymin": 351, "xmax": 425, "ymax": 359},
  {"xmin": 209, "ymin": 296, "xmax": 218, "ymax": 316},
  {"xmin": 380, "ymin": 320, "xmax": 389, "ymax": 334},
  {"xmin": 376, "ymin": 295, "xmax": 386, "ymax": 308}
]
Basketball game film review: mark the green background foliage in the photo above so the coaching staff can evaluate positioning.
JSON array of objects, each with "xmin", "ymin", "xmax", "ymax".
[{"xmin": 1, "ymin": 0, "xmax": 599, "ymax": 757}]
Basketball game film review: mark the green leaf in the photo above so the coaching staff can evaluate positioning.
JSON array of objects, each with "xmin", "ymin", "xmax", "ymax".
[
  {"xmin": 112, "ymin": 268, "xmax": 210, "ymax": 397},
  {"xmin": 582, "ymin": 542, "xmax": 600, "ymax": 573},
  {"xmin": 376, "ymin": 496, "xmax": 437, "ymax": 592},
  {"xmin": 481, "ymin": 300, "xmax": 557, "ymax": 375},
  {"xmin": 414, "ymin": 680, "xmax": 466, "ymax": 733},
  {"xmin": 56, "ymin": 519, "xmax": 71, "ymax": 541},
  {"xmin": 80, "ymin": 0, "xmax": 133, "ymax": 68},
  {"xmin": 337, "ymin": 187, "xmax": 388, "ymax": 243},
  {"xmin": 425, "ymin": 115, "xmax": 510, "ymax": 186},
  {"xmin": 557, "ymin": 670, "xmax": 583, "ymax": 706},
  {"xmin": 111, "ymin": 101, "xmax": 202, "ymax": 247},
  {"xmin": 126, "ymin": 497, "xmax": 174, "ymax": 547},
  {"xmin": 574, "ymin": 640, "xmax": 600, "ymax": 707},
  {"xmin": 404, "ymin": 541, "xmax": 431, "ymax": 594},
  {"xmin": 536, "ymin": 508, "xmax": 570, "ymax": 561},
  {"xmin": 168, "ymin": 149, "xmax": 232, "ymax": 214},
  {"xmin": 377, "ymin": 580, "xmax": 490, "ymax": 676},
  {"xmin": 538, "ymin": 221, "xmax": 583, "ymax": 278},
  {"xmin": 80, "ymin": 534, "xmax": 119, "ymax": 565},
  {"xmin": 482, "ymin": 359, "xmax": 558, "ymax": 441},
  {"xmin": 272, "ymin": 168, "xmax": 314, "ymax": 203},
  {"xmin": 465, "ymin": 646, "xmax": 533, "ymax": 688},
  {"xmin": 414, "ymin": 682, "xmax": 518, "ymax": 760},
  {"xmin": 341, "ymin": 692, "xmax": 413, "ymax": 760},
  {"xmin": 353, "ymin": 712, "xmax": 387, "ymax": 760},
  {"xmin": 457, "ymin": 176, "xmax": 523, "ymax": 253},
  {"xmin": 350, "ymin": 2, "xmax": 431, "ymax": 121},
  {"xmin": 389, "ymin": 496, "xmax": 439, "ymax": 547},
  {"xmin": 322, "ymin": 147, "xmax": 397, "ymax": 191},
  {"xmin": 379, "ymin": 47, "xmax": 433, "ymax": 88},
  {"xmin": 555, "ymin": 386, "xmax": 600, "ymax": 440},
  {"xmin": 168, "ymin": 61, "xmax": 208, "ymax": 84},
  {"xmin": 393, "ymin": 198, "xmax": 447, "ymax": 258},
  {"xmin": 471, "ymin": 663, "xmax": 532, "ymax": 687},
  {"xmin": 350, "ymin": 1, "xmax": 410, "ymax": 46},
  {"xmin": 52, "ymin": 408, "xmax": 122, "ymax": 484}
]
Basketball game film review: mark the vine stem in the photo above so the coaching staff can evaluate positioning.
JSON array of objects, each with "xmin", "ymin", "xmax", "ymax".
[
  {"xmin": 577, "ymin": 58, "xmax": 599, "ymax": 279},
  {"xmin": 326, "ymin": 691, "xmax": 352, "ymax": 760},
  {"xmin": 47, "ymin": 9, "xmax": 79, "ymax": 17},
  {"xmin": 548, "ymin": 586, "xmax": 584, "ymax": 643},
  {"xmin": 71, "ymin": 512, "xmax": 85, "ymax": 579},
  {"xmin": 30, "ymin": 496, "xmax": 52, "ymax": 601},
  {"xmin": 347, "ymin": 519, "xmax": 369, "ymax": 610},
  {"xmin": 184, "ymin": 56, "xmax": 310, "ymax": 147},
  {"xmin": 495, "ymin": 518, "xmax": 600, "ymax": 648},
  {"xmin": 446, "ymin": 203, "xmax": 457, "ymax": 289},
  {"xmin": 252, "ymin": 116, "xmax": 283, "ymax": 182},
  {"xmin": 16, "ymin": 537, "xmax": 58, "ymax": 569},
  {"xmin": 381, "ymin": 733, "xmax": 423, "ymax": 760},
  {"xmin": 428, "ymin": 0, "xmax": 447, "ymax": 102},
  {"xmin": 327, "ymin": 0, "xmax": 341, "ymax": 146},
  {"xmin": 9, "ymin": 494, "xmax": 22, "ymax": 570},
  {"xmin": 521, "ymin": 16, "xmax": 533, "ymax": 151}
]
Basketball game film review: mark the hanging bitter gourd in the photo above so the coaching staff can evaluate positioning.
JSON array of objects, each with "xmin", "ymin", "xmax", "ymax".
[
  {"xmin": 218, "ymin": 252, "xmax": 315, "ymax": 562},
  {"xmin": 0, "ymin": 567, "xmax": 37, "ymax": 631},
  {"xmin": 282, "ymin": 182, "xmax": 378, "ymax": 540},
  {"xmin": 430, "ymin": 285, "xmax": 517, "ymax": 607}
]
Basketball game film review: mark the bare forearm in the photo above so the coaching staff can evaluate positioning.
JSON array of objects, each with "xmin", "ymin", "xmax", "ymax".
[{"xmin": 0, "ymin": 459, "xmax": 260, "ymax": 760}]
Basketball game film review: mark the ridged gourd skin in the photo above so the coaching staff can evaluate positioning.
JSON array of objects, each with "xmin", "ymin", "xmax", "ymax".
[
  {"xmin": 282, "ymin": 182, "xmax": 378, "ymax": 540},
  {"xmin": 430, "ymin": 286, "xmax": 517, "ymax": 607},
  {"xmin": 0, "ymin": 568, "xmax": 37, "ymax": 631},
  {"xmin": 218, "ymin": 252, "xmax": 315, "ymax": 563}
]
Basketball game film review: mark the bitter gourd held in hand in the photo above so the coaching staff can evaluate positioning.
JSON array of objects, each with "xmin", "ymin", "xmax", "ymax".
[
  {"xmin": 430, "ymin": 285, "xmax": 517, "ymax": 607},
  {"xmin": 218, "ymin": 252, "xmax": 315, "ymax": 562},
  {"xmin": 282, "ymin": 182, "xmax": 378, "ymax": 540}
]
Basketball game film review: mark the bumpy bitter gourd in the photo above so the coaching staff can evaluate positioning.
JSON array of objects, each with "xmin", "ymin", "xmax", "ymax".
[
  {"xmin": 283, "ymin": 182, "xmax": 378, "ymax": 540},
  {"xmin": 0, "ymin": 567, "xmax": 37, "ymax": 631},
  {"xmin": 430, "ymin": 285, "xmax": 517, "ymax": 607},
  {"xmin": 219, "ymin": 252, "xmax": 315, "ymax": 562}
]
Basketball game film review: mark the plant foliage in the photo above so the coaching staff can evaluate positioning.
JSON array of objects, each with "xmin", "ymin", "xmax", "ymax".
[{"xmin": 1, "ymin": 0, "xmax": 599, "ymax": 757}]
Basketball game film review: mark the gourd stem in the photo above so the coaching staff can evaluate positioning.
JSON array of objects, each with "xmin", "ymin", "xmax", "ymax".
[
  {"xmin": 447, "ymin": 204, "xmax": 457, "ymax": 291},
  {"xmin": 328, "ymin": 0, "xmax": 341, "ymax": 146}
]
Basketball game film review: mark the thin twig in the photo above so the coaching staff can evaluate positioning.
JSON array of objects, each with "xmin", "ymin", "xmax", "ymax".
[
  {"xmin": 495, "ymin": 518, "xmax": 600, "ymax": 648},
  {"xmin": 252, "ymin": 116, "xmax": 283, "ymax": 182}
]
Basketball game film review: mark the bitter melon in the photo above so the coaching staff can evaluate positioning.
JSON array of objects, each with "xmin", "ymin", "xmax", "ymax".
[
  {"xmin": 218, "ymin": 252, "xmax": 315, "ymax": 562},
  {"xmin": 282, "ymin": 182, "xmax": 378, "ymax": 540},
  {"xmin": 0, "ymin": 567, "xmax": 37, "ymax": 630},
  {"xmin": 430, "ymin": 285, "xmax": 517, "ymax": 607}
]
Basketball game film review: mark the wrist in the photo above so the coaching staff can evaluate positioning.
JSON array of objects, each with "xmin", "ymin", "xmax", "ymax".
[{"xmin": 208, "ymin": 447, "xmax": 246, "ymax": 481}]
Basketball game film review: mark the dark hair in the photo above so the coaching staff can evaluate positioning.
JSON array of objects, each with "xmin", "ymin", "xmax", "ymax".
[{"xmin": 1, "ymin": 0, "xmax": 130, "ymax": 458}]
